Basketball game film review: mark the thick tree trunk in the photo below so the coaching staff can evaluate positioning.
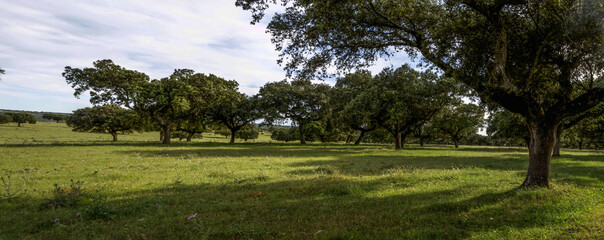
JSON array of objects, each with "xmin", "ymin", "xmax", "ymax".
[
  {"xmin": 299, "ymin": 123, "xmax": 306, "ymax": 145},
  {"xmin": 186, "ymin": 133, "xmax": 193, "ymax": 142},
  {"xmin": 111, "ymin": 132, "xmax": 118, "ymax": 142},
  {"xmin": 160, "ymin": 131, "xmax": 164, "ymax": 142},
  {"xmin": 230, "ymin": 129, "xmax": 237, "ymax": 144},
  {"xmin": 454, "ymin": 139, "xmax": 459, "ymax": 148},
  {"xmin": 395, "ymin": 132, "xmax": 403, "ymax": 150},
  {"xmin": 354, "ymin": 130, "xmax": 366, "ymax": 145},
  {"xmin": 18, "ymin": 122, "xmax": 21, "ymax": 127},
  {"xmin": 552, "ymin": 125, "xmax": 563, "ymax": 157},
  {"xmin": 522, "ymin": 121, "xmax": 559, "ymax": 188},
  {"xmin": 162, "ymin": 125, "xmax": 171, "ymax": 144}
]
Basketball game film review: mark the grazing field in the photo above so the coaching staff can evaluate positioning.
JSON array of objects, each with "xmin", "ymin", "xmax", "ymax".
[{"xmin": 0, "ymin": 123, "xmax": 602, "ymax": 239}]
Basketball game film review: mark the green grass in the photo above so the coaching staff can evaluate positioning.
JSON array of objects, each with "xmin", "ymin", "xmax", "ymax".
[{"xmin": 0, "ymin": 122, "xmax": 602, "ymax": 239}]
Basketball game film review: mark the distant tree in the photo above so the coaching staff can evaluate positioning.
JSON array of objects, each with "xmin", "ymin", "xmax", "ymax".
[
  {"xmin": 333, "ymin": 70, "xmax": 379, "ymax": 145},
  {"xmin": 213, "ymin": 94, "xmax": 261, "ymax": 143},
  {"xmin": 176, "ymin": 115, "xmax": 209, "ymax": 142},
  {"xmin": 434, "ymin": 103, "xmax": 485, "ymax": 148},
  {"xmin": 258, "ymin": 80, "xmax": 330, "ymax": 144},
  {"xmin": 6, "ymin": 112, "xmax": 36, "ymax": 127},
  {"xmin": 64, "ymin": 61, "xmax": 238, "ymax": 144},
  {"xmin": 269, "ymin": 127, "xmax": 299, "ymax": 143},
  {"xmin": 414, "ymin": 122, "xmax": 438, "ymax": 147},
  {"xmin": 355, "ymin": 65, "xmax": 453, "ymax": 150},
  {"xmin": 0, "ymin": 113, "xmax": 12, "ymax": 124},
  {"xmin": 487, "ymin": 110, "xmax": 529, "ymax": 147},
  {"xmin": 67, "ymin": 105, "xmax": 141, "ymax": 141},
  {"xmin": 42, "ymin": 113, "xmax": 70, "ymax": 123},
  {"xmin": 236, "ymin": 124, "xmax": 260, "ymax": 141},
  {"xmin": 214, "ymin": 127, "xmax": 232, "ymax": 139}
]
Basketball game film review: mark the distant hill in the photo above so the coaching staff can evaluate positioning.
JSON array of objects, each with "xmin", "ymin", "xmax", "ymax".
[{"xmin": 0, "ymin": 109, "xmax": 70, "ymax": 122}]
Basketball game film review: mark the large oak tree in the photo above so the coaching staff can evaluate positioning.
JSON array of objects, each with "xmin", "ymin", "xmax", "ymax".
[{"xmin": 237, "ymin": 0, "xmax": 604, "ymax": 187}]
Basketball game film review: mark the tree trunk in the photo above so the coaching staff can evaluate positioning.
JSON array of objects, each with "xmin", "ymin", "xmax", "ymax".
[
  {"xmin": 522, "ymin": 121, "xmax": 559, "ymax": 188},
  {"xmin": 355, "ymin": 130, "xmax": 366, "ymax": 145},
  {"xmin": 186, "ymin": 133, "xmax": 193, "ymax": 142},
  {"xmin": 160, "ymin": 131, "xmax": 164, "ymax": 142},
  {"xmin": 162, "ymin": 125, "xmax": 171, "ymax": 144},
  {"xmin": 394, "ymin": 131, "xmax": 403, "ymax": 150},
  {"xmin": 454, "ymin": 139, "xmax": 459, "ymax": 148},
  {"xmin": 420, "ymin": 137, "xmax": 425, "ymax": 147},
  {"xmin": 552, "ymin": 125, "xmax": 563, "ymax": 157},
  {"xmin": 578, "ymin": 141, "xmax": 583, "ymax": 150},
  {"xmin": 18, "ymin": 122, "xmax": 21, "ymax": 127},
  {"xmin": 111, "ymin": 132, "xmax": 118, "ymax": 142},
  {"xmin": 345, "ymin": 135, "xmax": 352, "ymax": 144},
  {"xmin": 230, "ymin": 129, "xmax": 237, "ymax": 144},
  {"xmin": 299, "ymin": 123, "xmax": 306, "ymax": 145}
]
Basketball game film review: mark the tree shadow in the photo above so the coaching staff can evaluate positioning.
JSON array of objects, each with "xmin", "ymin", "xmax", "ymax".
[{"xmin": 5, "ymin": 176, "xmax": 590, "ymax": 239}]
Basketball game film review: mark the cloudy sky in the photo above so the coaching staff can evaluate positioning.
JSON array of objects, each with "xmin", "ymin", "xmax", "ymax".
[{"xmin": 0, "ymin": 1, "xmax": 409, "ymax": 113}]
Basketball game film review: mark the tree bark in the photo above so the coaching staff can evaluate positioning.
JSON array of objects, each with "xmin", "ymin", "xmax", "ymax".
[
  {"xmin": 395, "ymin": 131, "xmax": 403, "ymax": 150},
  {"xmin": 299, "ymin": 123, "xmax": 306, "ymax": 145},
  {"xmin": 552, "ymin": 125, "xmax": 563, "ymax": 157},
  {"xmin": 230, "ymin": 129, "xmax": 237, "ymax": 144},
  {"xmin": 186, "ymin": 133, "xmax": 193, "ymax": 142},
  {"xmin": 522, "ymin": 121, "xmax": 559, "ymax": 188},
  {"xmin": 355, "ymin": 130, "xmax": 366, "ymax": 145},
  {"xmin": 162, "ymin": 125, "xmax": 171, "ymax": 144},
  {"xmin": 111, "ymin": 132, "xmax": 118, "ymax": 142}
]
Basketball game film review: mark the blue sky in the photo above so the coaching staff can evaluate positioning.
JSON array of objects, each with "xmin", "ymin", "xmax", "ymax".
[{"xmin": 0, "ymin": 1, "xmax": 409, "ymax": 113}]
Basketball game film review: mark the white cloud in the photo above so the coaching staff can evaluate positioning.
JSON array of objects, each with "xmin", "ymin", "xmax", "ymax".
[{"xmin": 0, "ymin": 1, "xmax": 412, "ymax": 112}]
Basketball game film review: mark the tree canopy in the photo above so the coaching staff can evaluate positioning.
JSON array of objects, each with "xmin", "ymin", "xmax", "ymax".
[
  {"xmin": 258, "ymin": 80, "xmax": 331, "ymax": 144},
  {"xmin": 67, "ymin": 105, "xmax": 141, "ymax": 141},
  {"xmin": 6, "ymin": 112, "xmax": 37, "ymax": 127}
]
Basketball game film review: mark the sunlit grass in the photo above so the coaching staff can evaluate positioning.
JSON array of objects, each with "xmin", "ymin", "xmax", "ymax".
[{"xmin": 0, "ymin": 123, "xmax": 602, "ymax": 239}]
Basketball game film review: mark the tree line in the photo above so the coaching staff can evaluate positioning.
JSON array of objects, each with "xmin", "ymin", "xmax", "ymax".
[{"xmin": 60, "ymin": 60, "xmax": 603, "ymax": 151}]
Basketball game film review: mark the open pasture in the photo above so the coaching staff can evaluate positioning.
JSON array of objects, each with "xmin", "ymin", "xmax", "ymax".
[{"xmin": 0, "ymin": 123, "xmax": 602, "ymax": 239}]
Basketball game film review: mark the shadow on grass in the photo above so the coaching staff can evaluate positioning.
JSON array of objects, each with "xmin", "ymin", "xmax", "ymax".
[{"xmin": 6, "ymin": 175, "xmax": 591, "ymax": 239}]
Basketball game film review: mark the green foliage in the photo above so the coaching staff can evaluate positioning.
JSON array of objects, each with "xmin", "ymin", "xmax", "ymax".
[
  {"xmin": 6, "ymin": 112, "xmax": 37, "ymax": 127},
  {"xmin": 42, "ymin": 113, "xmax": 70, "ymax": 123},
  {"xmin": 434, "ymin": 102, "xmax": 485, "ymax": 148},
  {"xmin": 213, "ymin": 94, "xmax": 261, "ymax": 143},
  {"xmin": 236, "ymin": 124, "xmax": 259, "ymax": 141},
  {"xmin": 67, "ymin": 105, "xmax": 141, "ymax": 141},
  {"xmin": 487, "ymin": 110, "xmax": 529, "ymax": 147},
  {"xmin": 0, "ymin": 113, "xmax": 12, "ymax": 124},
  {"xmin": 332, "ymin": 70, "xmax": 378, "ymax": 140},
  {"xmin": 354, "ymin": 65, "xmax": 454, "ymax": 149},
  {"xmin": 258, "ymin": 80, "xmax": 331, "ymax": 144},
  {"xmin": 269, "ymin": 127, "xmax": 299, "ymax": 142}
]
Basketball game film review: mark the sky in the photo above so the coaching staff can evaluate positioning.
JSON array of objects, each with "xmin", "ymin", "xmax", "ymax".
[{"xmin": 0, "ymin": 0, "xmax": 409, "ymax": 113}]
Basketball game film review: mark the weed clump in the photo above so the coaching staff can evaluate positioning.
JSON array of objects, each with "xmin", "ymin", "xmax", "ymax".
[{"xmin": 40, "ymin": 179, "xmax": 85, "ymax": 209}]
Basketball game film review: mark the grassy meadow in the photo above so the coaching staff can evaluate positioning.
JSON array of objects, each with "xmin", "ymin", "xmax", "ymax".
[{"xmin": 0, "ymin": 122, "xmax": 602, "ymax": 239}]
